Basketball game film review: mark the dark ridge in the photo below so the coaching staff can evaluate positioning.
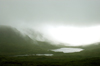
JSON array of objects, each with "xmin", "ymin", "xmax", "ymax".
[{"xmin": 0, "ymin": 25, "xmax": 58, "ymax": 55}]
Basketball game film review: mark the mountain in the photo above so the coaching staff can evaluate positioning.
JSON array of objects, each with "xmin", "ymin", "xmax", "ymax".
[
  {"xmin": 75, "ymin": 43, "xmax": 100, "ymax": 57},
  {"xmin": 0, "ymin": 25, "xmax": 57, "ymax": 55}
]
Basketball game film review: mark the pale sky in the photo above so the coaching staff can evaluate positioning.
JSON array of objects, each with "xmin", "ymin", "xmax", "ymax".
[
  {"xmin": 0, "ymin": 0, "xmax": 100, "ymax": 26},
  {"xmin": 0, "ymin": 0, "xmax": 100, "ymax": 46}
]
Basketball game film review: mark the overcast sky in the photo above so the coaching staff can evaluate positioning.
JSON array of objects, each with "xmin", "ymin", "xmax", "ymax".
[
  {"xmin": 0, "ymin": 0, "xmax": 100, "ymax": 46},
  {"xmin": 0, "ymin": 0, "xmax": 100, "ymax": 27}
]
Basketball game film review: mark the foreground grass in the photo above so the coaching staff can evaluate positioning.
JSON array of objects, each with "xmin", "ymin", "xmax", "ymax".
[{"xmin": 0, "ymin": 54, "xmax": 100, "ymax": 66}]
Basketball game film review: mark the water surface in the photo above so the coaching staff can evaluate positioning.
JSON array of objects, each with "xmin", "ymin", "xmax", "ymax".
[
  {"xmin": 14, "ymin": 54, "xmax": 53, "ymax": 57},
  {"xmin": 51, "ymin": 48, "xmax": 83, "ymax": 53}
]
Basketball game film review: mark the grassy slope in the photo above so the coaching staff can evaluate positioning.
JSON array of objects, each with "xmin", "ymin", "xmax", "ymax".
[
  {"xmin": 0, "ymin": 25, "xmax": 58, "ymax": 55},
  {"xmin": 1, "ymin": 25, "xmax": 100, "ymax": 66}
]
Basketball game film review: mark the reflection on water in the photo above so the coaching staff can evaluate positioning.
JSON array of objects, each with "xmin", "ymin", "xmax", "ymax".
[
  {"xmin": 51, "ymin": 48, "xmax": 83, "ymax": 53},
  {"xmin": 13, "ymin": 48, "xmax": 83, "ymax": 57},
  {"xmin": 14, "ymin": 54, "xmax": 53, "ymax": 57},
  {"xmin": 36, "ymin": 54, "xmax": 53, "ymax": 56}
]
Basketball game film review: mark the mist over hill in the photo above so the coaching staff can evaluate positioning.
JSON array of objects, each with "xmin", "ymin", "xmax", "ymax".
[
  {"xmin": 0, "ymin": 25, "xmax": 58, "ymax": 55},
  {"xmin": 1, "ymin": 25, "xmax": 100, "ymax": 66},
  {"xmin": 1, "ymin": 25, "xmax": 100, "ymax": 55}
]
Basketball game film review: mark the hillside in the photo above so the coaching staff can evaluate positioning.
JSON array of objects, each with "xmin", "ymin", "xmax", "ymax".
[{"xmin": 0, "ymin": 25, "xmax": 57, "ymax": 55}]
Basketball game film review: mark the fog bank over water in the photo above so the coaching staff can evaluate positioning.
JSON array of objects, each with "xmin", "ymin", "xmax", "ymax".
[{"xmin": 0, "ymin": 0, "xmax": 100, "ymax": 46}]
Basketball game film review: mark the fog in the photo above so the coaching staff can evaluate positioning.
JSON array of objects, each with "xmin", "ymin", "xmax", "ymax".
[{"xmin": 0, "ymin": 0, "xmax": 100, "ymax": 46}]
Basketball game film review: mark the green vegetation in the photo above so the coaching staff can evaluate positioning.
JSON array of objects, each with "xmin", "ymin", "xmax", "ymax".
[
  {"xmin": 0, "ymin": 25, "xmax": 100, "ymax": 66},
  {"xmin": 0, "ymin": 25, "xmax": 58, "ymax": 55},
  {"xmin": 0, "ymin": 53, "xmax": 100, "ymax": 66}
]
